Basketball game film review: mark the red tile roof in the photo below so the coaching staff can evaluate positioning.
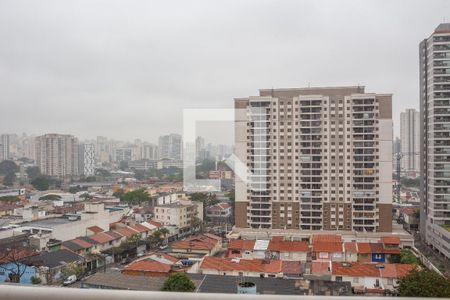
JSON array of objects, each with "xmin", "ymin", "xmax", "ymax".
[
  {"xmin": 172, "ymin": 234, "xmax": 221, "ymax": 251},
  {"xmin": 71, "ymin": 238, "xmax": 93, "ymax": 249},
  {"xmin": 90, "ymin": 232, "xmax": 117, "ymax": 244},
  {"xmin": 130, "ymin": 223, "xmax": 149, "ymax": 233},
  {"xmin": 380, "ymin": 264, "xmax": 416, "ymax": 278},
  {"xmin": 228, "ymin": 239, "xmax": 256, "ymax": 251},
  {"xmin": 0, "ymin": 248, "xmax": 37, "ymax": 264},
  {"xmin": 332, "ymin": 262, "xmax": 379, "ymax": 277},
  {"xmin": 344, "ymin": 242, "xmax": 358, "ymax": 253},
  {"xmin": 381, "ymin": 236, "xmax": 401, "ymax": 245},
  {"xmin": 200, "ymin": 257, "xmax": 284, "ymax": 274},
  {"xmin": 114, "ymin": 226, "xmax": 139, "ymax": 237},
  {"xmin": 312, "ymin": 261, "xmax": 331, "ymax": 274},
  {"xmin": 313, "ymin": 241, "xmax": 342, "ymax": 253},
  {"xmin": 147, "ymin": 252, "xmax": 179, "ymax": 264},
  {"xmin": 124, "ymin": 260, "xmax": 171, "ymax": 273},
  {"xmin": 281, "ymin": 261, "xmax": 302, "ymax": 274},
  {"xmin": 87, "ymin": 226, "xmax": 104, "ymax": 234},
  {"xmin": 312, "ymin": 234, "xmax": 342, "ymax": 243},
  {"xmin": 268, "ymin": 240, "xmax": 309, "ymax": 252},
  {"xmin": 147, "ymin": 220, "xmax": 162, "ymax": 228},
  {"xmin": 357, "ymin": 243, "xmax": 389, "ymax": 254}
]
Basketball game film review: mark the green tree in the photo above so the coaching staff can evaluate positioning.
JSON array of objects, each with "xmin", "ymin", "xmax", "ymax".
[
  {"xmin": 69, "ymin": 186, "xmax": 82, "ymax": 194},
  {"xmin": 25, "ymin": 166, "xmax": 41, "ymax": 180},
  {"xmin": 398, "ymin": 269, "xmax": 450, "ymax": 297},
  {"xmin": 3, "ymin": 172, "xmax": 16, "ymax": 186},
  {"xmin": 122, "ymin": 188, "xmax": 149, "ymax": 205},
  {"xmin": 0, "ymin": 160, "xmax": 18, "ymax": 175},
  {"xmin": 226, "ymin": 190, "xmax": 235, "ymax": 202},
  {"xmin": 31, "ymin": 176, "xmax": 51, "ymax": 191},
  {"xmin": 31, "ymin": 276, "xmax": 42, "ymax": 284},
  {"xmin": 79, "ymin": 193, "xmax": 93, "ymax": 200},
  {"xmin": 61, "ymin": 262, "xmax": 84, "ymax": 279},
  {"xmin": 400, "ymin": 249, "xmax": 419, "ymax": 264},
  {"xmin": 162, "ymin": 273, "xmax": 196, "ymax": 292}
]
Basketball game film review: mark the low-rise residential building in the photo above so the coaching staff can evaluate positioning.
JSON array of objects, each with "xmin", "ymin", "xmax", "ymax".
[
  {"xmin": 153, "ymin": 200, "xmax": 202, "ymax": 236},
  {"xmin": 26, "ymin": 249, "xmax": 84, "ymax": 284},
  {"xmin": 205, "ymin": 203, "xmax": 232, "ymax": 219},
  {"xmin": 330, "ymin": 262, "xmax": 416, "ymax": 291},
  {"xmin": 171, "ymin": 234, "xmax": 222, "ymax": 256},
  {"xmin": 199, "ymin": 256, "xmax": 302, "ymax": 278}
]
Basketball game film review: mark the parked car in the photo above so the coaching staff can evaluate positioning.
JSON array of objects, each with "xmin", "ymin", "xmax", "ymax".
[{"xmin": 63, "ymin": 275, "xmax": 77, "ymax": 286}]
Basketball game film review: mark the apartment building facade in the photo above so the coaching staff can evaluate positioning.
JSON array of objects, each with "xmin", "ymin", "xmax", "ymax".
[
  {"xmin": 400, "ymin": 108, "xmax": 420, "ymax": 174},
  {"xmin": 419, "ymin": 23, "xmax": 450, "ymax": 259},
  {"xmin": 158, "ymin": 134, "xmax": 182, "ymax": 161},
  {"xmin": 79, "ymin": 143, "xmax": 96, "ymax": 176},
  {"xmin": 35, "ymin": 134, "xmax": 79, "ymax": 177},
  {"xmin": 235, "ymin": 86, "xmax": 392, "ymax": 232}
]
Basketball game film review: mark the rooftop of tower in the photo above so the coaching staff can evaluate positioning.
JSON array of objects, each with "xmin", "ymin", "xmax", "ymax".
[{"xmin": 434, "ymin": 23, "xmax": 450, "ymax": 34}]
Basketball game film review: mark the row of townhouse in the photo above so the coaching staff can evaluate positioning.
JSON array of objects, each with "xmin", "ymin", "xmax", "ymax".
[
  {"xmin": 227, "ymin": 234, "xmax": 401, "ymax": 264},
  {"xmin": 311, "ymin": 261, "xmax": 416, "ymax": 293},
  {"xmin": 60, "ymin": 222, "xmax": 156, "ymax": 270}
]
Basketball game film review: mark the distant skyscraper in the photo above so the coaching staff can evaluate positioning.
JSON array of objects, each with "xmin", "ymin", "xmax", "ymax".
[
  {"xmin": 0, "ymin": 134, "xmax": 10, "ymax": 161},
  {"xmin": 419, "ymin": 23, "xmax": 450, "ymax": 259},
  {"xmin": 35, "ymin": 134, "xmax": 79, "ymax": 177},
  {"xmin": 158, "ymin": 134, "xmax": 182, "ymax": 160},
  {"xmin": 400, "ymin": 109, "xmax": 420, "ymax": 174},
  {"xmin": 235, "ymin": 86, "xmax": 393, "ymax": 232},
  {"xmin": 79, "ymin": 143, "xmax": 96, "ymax": 176},
  {"xmin": 196, "ymin": 136, "xmax": 205, "ymax": 160},
  {"xmin": 140, "ymin": 143, "xmax": 158, "ymax": 160}
]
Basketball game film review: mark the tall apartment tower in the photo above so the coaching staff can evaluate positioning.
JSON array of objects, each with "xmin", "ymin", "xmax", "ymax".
[
  {"xmin": 35, "ymin": 134, "xmax": 79, "ymax": 177},
  {"xmin": 419, "ymin": 23, "xmax": 450, "ymax": 259},
  {"xmin": 158, "ymin": 134, "xmax": 182, "ymax": 160},
  {"xmin": 400, "ymin": 108, "xmax": 420, "ymax": 174},
  {"xmin": 79, "ymin": 143, "xmax": 96, "ymax": 176},
  {"xmin": 235, "ymin": 86, "xmax": 393, "ymax": 232},
  {"xmin": 0, "ymin": 134, "xmax": 10, "ymax": 161}
]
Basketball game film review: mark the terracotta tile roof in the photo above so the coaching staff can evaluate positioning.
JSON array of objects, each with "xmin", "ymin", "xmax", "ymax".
[
  {"xmin": 312, "ymin": 261, "xmax": 331, "ymax": 274},
  {"xmin": 114, "ymin": 226, "xmax": 139, "ymax": 237},
  {"xmin": 105, "ymin": 231, "xmax": 122, "ymax": 240},
  {"xmin": 172, "ymin": 234, "xmax": 220, "ymax": 251},
  {"xmin": 332, "ymin": 262, "xmax": 379, "ymax": 277},
  {"xmin": 90, "ymin": 232, "xmax": 117, "ymax": 244},
  {"xmin": 87, "ymin": 226, "xmax": 104, "ymax": 234},
  {"xmin": 312, "ymin": 234, "xmax": 342, "ymax": 243},
  {"xmin": 383, "ymin": 248, "xmax": 401, "ymax": 254},
  {"xmin": 356, "ymin": 243, "xmax": 372, "ymax": 254},
  {"xmin": 281, "ymin": 261, "xmax": 302, "ymax": 274},
  {"xmin": 357, "ymin": 243, "xmax": 385, "ymax": 254},
  {"xmin": 268, "ymin": 240, "xmax": 309, "ymax": 252},
  {"xmin": 380, "ymin": 264, "xmax": 416, "ymax": 278},
  {"xmin": 228, "ymin": 239, "xmax": 256, "ymax": 251},
  {"xmin": 0, "ymin": 248, "xmax": 37, "ymax": 264},
  {"xmin": 203, "ymin": 233, "xmax": 222, "ymax": 241},
  {"xmin": 124, "ymin": 260, "xmax": 171, "ymax": 273},
  {"xmin": 130, "ymin": 223, "xmax": 150, "ymax": 233},
  {"xmin": 313, "ymin": 241, "xmax": 343, "ymax": 253},
  {"xmin": 147, "ymin": 252, "xmax": 179, "ymax": 264},
  {"xmin": 344, "ymin": 242, "xmax": 358, "ymax": 253},
  {"xmin": 147, "ymin": 220, "xmax": 162, "ymax": 228},
  {"xmin": 71, "ymin": 238, "xmax": 93, "ymax": 249},
  {"xmin": 200, "ymin": 256, "xmax": 284, "ymax": 274},
  {"xmin": 381, "ymin": 236, "xmax": 401, "ymax": 245}
]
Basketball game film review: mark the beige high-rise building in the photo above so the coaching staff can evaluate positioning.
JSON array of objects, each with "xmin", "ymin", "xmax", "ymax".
[
  {"xmin": 419, "ymin": 23, "xmax": 450, "ymax": 259},
  {"xmin": 400, "ymin": 108, "xmax": 420, "ymax": 174},
  {"xmin": 35, "ymin": 134, "xmax": 79, "ymax": 177},
  {"xmin": 235, "ymin": 86, "xmax": 393, "ymax": 232}
]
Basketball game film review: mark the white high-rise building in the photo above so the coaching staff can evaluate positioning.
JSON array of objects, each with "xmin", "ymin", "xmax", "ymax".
[
  {"xmin": 420, "ymin": 23, "xmax": 450, "ymax": 259},
  {"xmin": 158, "ymin": 134, "xmax": 182, "ymax": 160},
  {"xmin": 140, "ymin": 143, "xmax": 158, "ymax": 160},
  {"xmin": 400, "ymin": 108, "xmax": 420, "ymax": 174},
  {"xmin": 79, "ymin": 143, "xmax": 96, "ymax": 176},
  {"xmin": 235, "ymin": 86, "xmax": 393, "ymax": 232},
  {"xmin": 35, "ymin": 134, "xmax": 79, "ymax": 177}
]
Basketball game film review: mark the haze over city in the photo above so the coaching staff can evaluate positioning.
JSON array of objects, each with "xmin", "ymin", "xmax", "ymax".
[{"xmin": 1, "ymin": 0, "xmax": 450, "ymax": 143}]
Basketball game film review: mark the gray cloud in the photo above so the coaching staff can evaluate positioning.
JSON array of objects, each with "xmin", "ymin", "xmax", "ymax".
[{"xmin": 0, "ymin": 0, "xmax": 449, "ymax": 144}]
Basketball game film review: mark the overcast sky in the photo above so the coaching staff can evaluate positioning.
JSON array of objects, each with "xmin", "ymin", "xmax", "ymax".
[{"xmin": 0, "ymin": 0, "xmax": 449, "ymax": 145}]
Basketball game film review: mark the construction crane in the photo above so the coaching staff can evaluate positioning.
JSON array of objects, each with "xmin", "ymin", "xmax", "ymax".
[{"xmin": 394, "ymin": 152, "xmax": 420, "ymax": 203}]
